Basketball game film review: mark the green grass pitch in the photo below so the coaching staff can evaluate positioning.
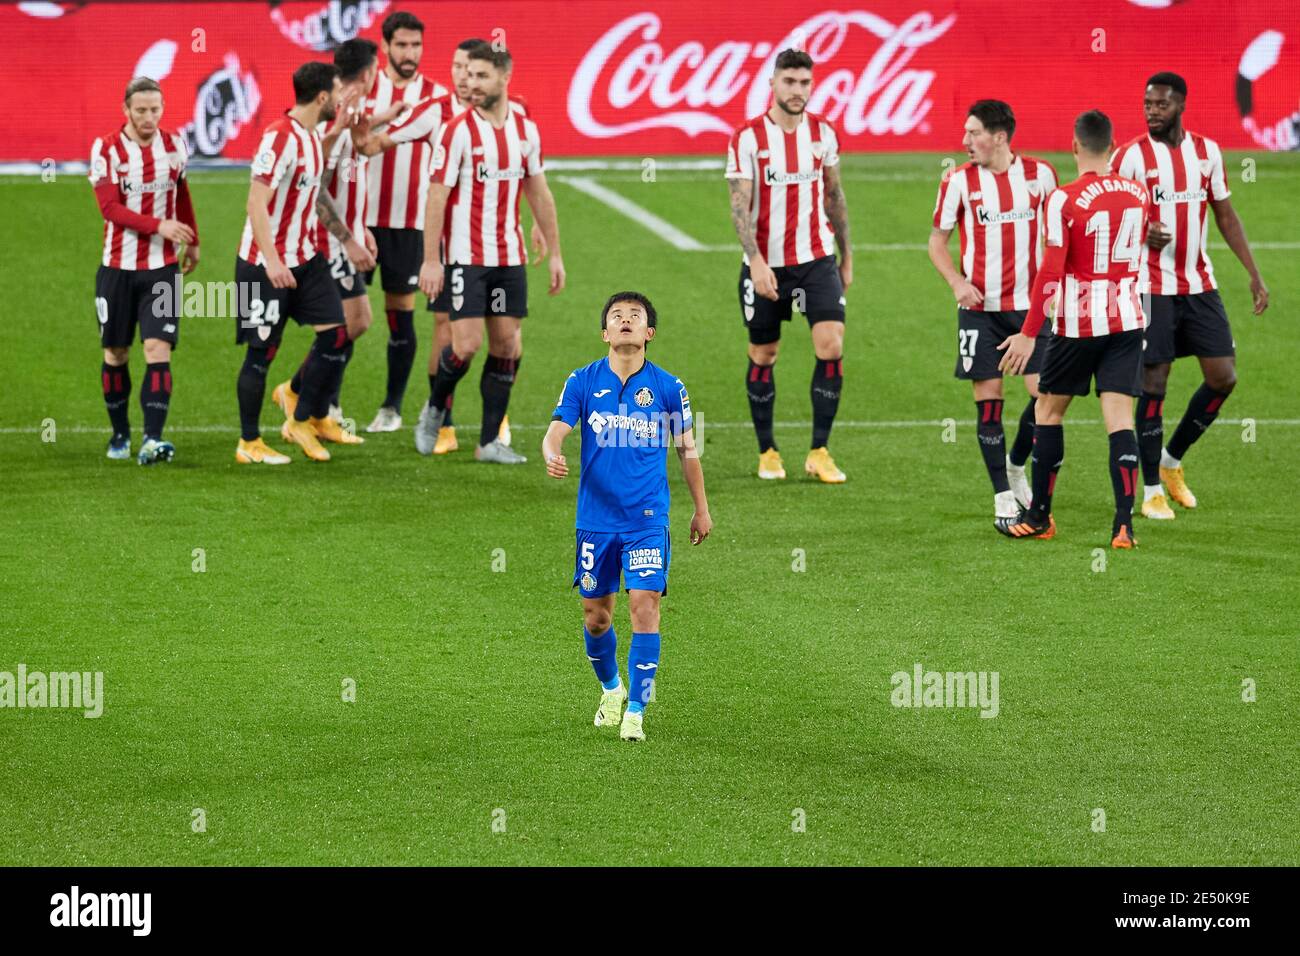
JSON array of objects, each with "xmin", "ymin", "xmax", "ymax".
[{"xmin": 0, "ymin": 151, "xmax": 1296, "ymax": 865}]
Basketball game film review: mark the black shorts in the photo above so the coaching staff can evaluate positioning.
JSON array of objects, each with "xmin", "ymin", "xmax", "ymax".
[
  {"xmin": 739, "ymin": 255, "xmax": 845, "ymax": 345},
  {"xmin": 427, "ymin": 282, "xmax": 451, "ymax": 314},
  {"xmin": 1039, "ymin": 329, "xmax": 1144, "ymax": 397},
  {"xmin": 95, "ymin": 264, "xmax": 181, "ymax": 348},
  {"xmin": 445, "ymin": 264, "xmax": 527, "ymax": 320},
  {"xmin": 234, "ymin": 255, "xmax": 344, "ymax": 348},
  {"xmin": 326, "ymin": 245, "xmax": 367, "ymax": 300},
  {"xmin": 954, "ymin": 308, "xmax": 1048, "ymax": 379},
  {"xmin": 366, "ymin": 226, "xmax": 423, "ymax": 294},
  {"xmin": 1144, "ymin": 290, "xmax": 1234, "ymax": 364}
]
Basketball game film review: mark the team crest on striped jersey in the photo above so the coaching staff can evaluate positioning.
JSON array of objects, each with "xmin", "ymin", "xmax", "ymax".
[
  {"xmin": 1199, "ymin": 159, "xmax": 1213, "ymax": 177},
  {"xmin": 811, "ymin": 142, "xmax": 825, "ymax": 160}
]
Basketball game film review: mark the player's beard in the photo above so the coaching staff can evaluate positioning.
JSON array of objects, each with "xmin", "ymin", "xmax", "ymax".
[
  {"xmin": 394, "ymin": 59, "xmax": 419, "ymax": 79},
  {"xmin": 776, "ymin": 96, "xmax": 806, "ymax": 116},
  {"xmin": 320, "ymin": 101, "xmax": 337, "ymax": 123},
  {"xmin": 478, "ymin": 90, "xmax": 502, "ymax": 111}
]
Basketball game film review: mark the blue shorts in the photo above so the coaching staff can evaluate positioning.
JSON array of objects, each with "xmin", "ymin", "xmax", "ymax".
[{"xmin": 573, "ymin": 528, "xmax": 671, "ymax": 597}]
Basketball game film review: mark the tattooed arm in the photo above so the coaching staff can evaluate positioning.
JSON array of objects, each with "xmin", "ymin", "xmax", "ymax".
[
  {"xmin": 728, "ymin": 177, "xmax": 777, "ymax": 300},
  {"xmin": 315, "ymin": 169, "xmax": 375, "ymax": 271},
  {"xmin": 823, "ymin": 164, "xmax": 852, "ymax": 289}
]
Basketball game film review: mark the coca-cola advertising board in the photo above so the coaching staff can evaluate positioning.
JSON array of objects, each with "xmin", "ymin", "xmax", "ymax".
[{"xmin": 1, "ymin": 0, "xmax": 1298, "ymax": 162}]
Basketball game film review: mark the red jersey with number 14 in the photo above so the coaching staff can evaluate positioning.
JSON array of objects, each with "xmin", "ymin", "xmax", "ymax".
[{"xmin": 1023, "ymin": 172, "xmax": 1151, "ymax": 339}]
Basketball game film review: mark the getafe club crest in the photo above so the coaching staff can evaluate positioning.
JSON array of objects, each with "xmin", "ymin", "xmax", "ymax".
[
  {"xmin": 580, "ymin": 572, "xmax": 596, "ymax": 592},
  {"xmin": 634, "ymin": 387, "xmax": 654, "ymax": 407}
]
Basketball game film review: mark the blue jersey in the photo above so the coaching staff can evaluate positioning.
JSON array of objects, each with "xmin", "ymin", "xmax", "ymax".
[{"xmin": 552, "ymin": 356, "xmax": 693, "ymax": 532}]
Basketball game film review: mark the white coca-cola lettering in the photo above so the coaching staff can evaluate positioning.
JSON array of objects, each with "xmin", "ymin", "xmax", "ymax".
[
  {"xmin": 270, "ymin": 0, "xmax": 390, "ymax": 52},
  {"xmin": 568, "ymin": 9, "xmax": 956, "ymax": 140},
  {"xmin": 183, "ymin": 53, "xmax": 261, "ymax": 157}
]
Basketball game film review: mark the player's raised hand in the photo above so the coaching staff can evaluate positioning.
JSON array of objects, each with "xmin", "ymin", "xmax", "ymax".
[
  {"xmin": 1146, "ymin": 220, "xmax": 1172, "ymax": 251},
  {"xmin": 751, "ymin": 258, "xmax": 780, "ymax": 301},
  {"xmin": 418, "ymin": 260, "xmax": 443, "ymax": 299},
  {"xmin": 179, "ymin": 243, "xmax": 200, "ymax": 275},
  {"xmin": 689, "ymin": 510, "xmax": 712, "ymax": 545},
  {"xmin": 997, "ymin": 332, "xmax": 1034, "ymax": 376},
  {"xmin": 530, "ymin": 222, "xmax": 548, "ymax": 265},
  {"xmin": 1251, "ymin": 275, "xmax": 1269, "ymax": 315},
  {"xmin": 158, "ymin": 219, "xmax": 195, "ymax": 246},
  {"xmin": 267, "ymin": 260, "xmax": 296, "ymax": 289},
  {"xmin": 548, "ymin": 255, "xmax": 566, "ymax": 296},
  {"xmin": 545, "ymin": 453, "xmax": 568, "ymax": 479},
  {"xmin": 950, "ymin": 277, "xmax": 984, "ymax": 309},
  {"xmin": 330, "ymin": 87, "xmax": 360, "ymax": 137}
]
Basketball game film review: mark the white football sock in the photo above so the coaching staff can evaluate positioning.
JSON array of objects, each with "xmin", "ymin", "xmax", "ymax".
[{"xmin": 1160, "ymin": 448, "xmax": 1181, "ymax": 469}]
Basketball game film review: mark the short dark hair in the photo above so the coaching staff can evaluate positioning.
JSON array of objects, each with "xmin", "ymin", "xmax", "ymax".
[
  {"xmin": 381, "ymin": 11, "xmax": 424, "ymax": 42},
  {"xmin": 1074, "ymin": 109, "xmax": 1113, "ymax": 155},
  {"xmin": 123, "ymin": 76, "xmax": 162, "ymax": 103},
  {"xmin": 774, "ymin": 48, "xmax": 814, "ymax": 72},
  {"xmin": 293, "ymin": 62, "xmax": 339, "ymax": 105},
  {"xmin": 334, "ymin": 38, "xmax": 377, "ymax": 82},
  {"xmin": 457, "ymin": 37, "xmax": 486, "ymax": 52},
  {"xmin": 601, "ymin": 291, "xmax": 658, "ymax": 330},
  {"xmin": 968, "ymin": 99, "xmax": 1016, "ymax": 140},
  {"xmin": 1146, "ymin": 71, "xmax": 1187, "ymax": 99},
  {"xmin": 467, "ymin": 41, "xmax": 512, "ymax": 72}
]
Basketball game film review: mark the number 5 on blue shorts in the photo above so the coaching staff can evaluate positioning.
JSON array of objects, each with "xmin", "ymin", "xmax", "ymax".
[{"xmin": 573, "ymin": 528, "xmax": 671, "ymax": 597}]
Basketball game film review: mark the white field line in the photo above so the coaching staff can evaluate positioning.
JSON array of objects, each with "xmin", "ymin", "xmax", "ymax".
[
  {"xmin": 555, "ymin": 175, "xmax": 707, "ymax": 250},
  {"xmin": 550, "ymin": 175, "xmax": 1300, "ymax": 253},
  {"xmin": 3, "ymin": 418, "xmax": 1296, "ymax": 436}
]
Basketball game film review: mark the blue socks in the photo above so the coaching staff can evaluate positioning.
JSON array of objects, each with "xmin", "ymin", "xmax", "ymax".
[
  {"xmin": 584, "ymin": 626, "xmax": 620, "ymax": 691},
  {"xmin": 626, "ymin": 632, "xmax": 661, "ymax": 715}
]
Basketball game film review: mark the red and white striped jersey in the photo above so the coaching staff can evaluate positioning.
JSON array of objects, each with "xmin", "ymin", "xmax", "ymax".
[
  {"xmin": 365, "ymin": 71, "xmax": 448, "ymax": 230},
  {"xmin": 1030, "ymin": 172, "xmax": 1151, "ymax": 339},
  {"xmin": 932, "ymin": 155, "xmax": 1058, "ymax": 311},
  {"xmin": 316, "ymin": 121, "xmax": 367, "ymax": 261},
  {"xmin": 1110, "ymin": 131, "xmax": 1230, "ymax": 295},
  {"xmin": 89, "ymin": 127, "xmax": 188, "ymax": 270},
  {"xmin": 238, "ymin": 114, "xmax": 324, "ymax": 268},
  {"xmin": 432, "ymin": 108, "xmax": 544, "ymax": 267},
  {"xmin": 725, "ymin": 112, "xmax": 840, "ymax": 268}
]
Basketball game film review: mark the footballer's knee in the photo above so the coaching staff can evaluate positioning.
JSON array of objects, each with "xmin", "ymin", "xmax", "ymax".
[
  {"xmin": 748, "ymin": 342, "xmax": 778, "ymax": 365},
  {"xmin": 1142, "ymin": 363, "xmax": 1170, "ymax": 395},
  {"xmin": 451, "ymin": 325, "xmax": 483, "ymax": 360},
  {"xmin": 385, "ymin": 291, "xmax": 414, "ymax": 313},
  {"xmin": 811, "ymin": 320, "xmax": 844, "ymax": 359},
  {"xmin": 141, "ymin": 339, "xmax": 171, "ymax": 363},
  {"xmin": 973, "ymin": 379, "xmax": 1004, "ymax": 402},
  {"xmin": 583, "ymin": 606, "xmax": 613, "ymax": 635},
  {"xmin": 628, "ymin": 592, "xmax": 661, "ymax": 633},
  {"xmin": 103, "ymin": 347, "xmax": 129, "ymax": 366},
  {"xmin": 345, "ymin": 300, "xmax": 371, "ymax": 340},
  {"xmin": 1204, "ymin": 360, "xmax": 1237, "ymax": 394}
]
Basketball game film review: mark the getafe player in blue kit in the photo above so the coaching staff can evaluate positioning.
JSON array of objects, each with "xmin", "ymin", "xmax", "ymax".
[{"xmin": 543, "ymin": 291, "xmax": 712, "ymax": 742}]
